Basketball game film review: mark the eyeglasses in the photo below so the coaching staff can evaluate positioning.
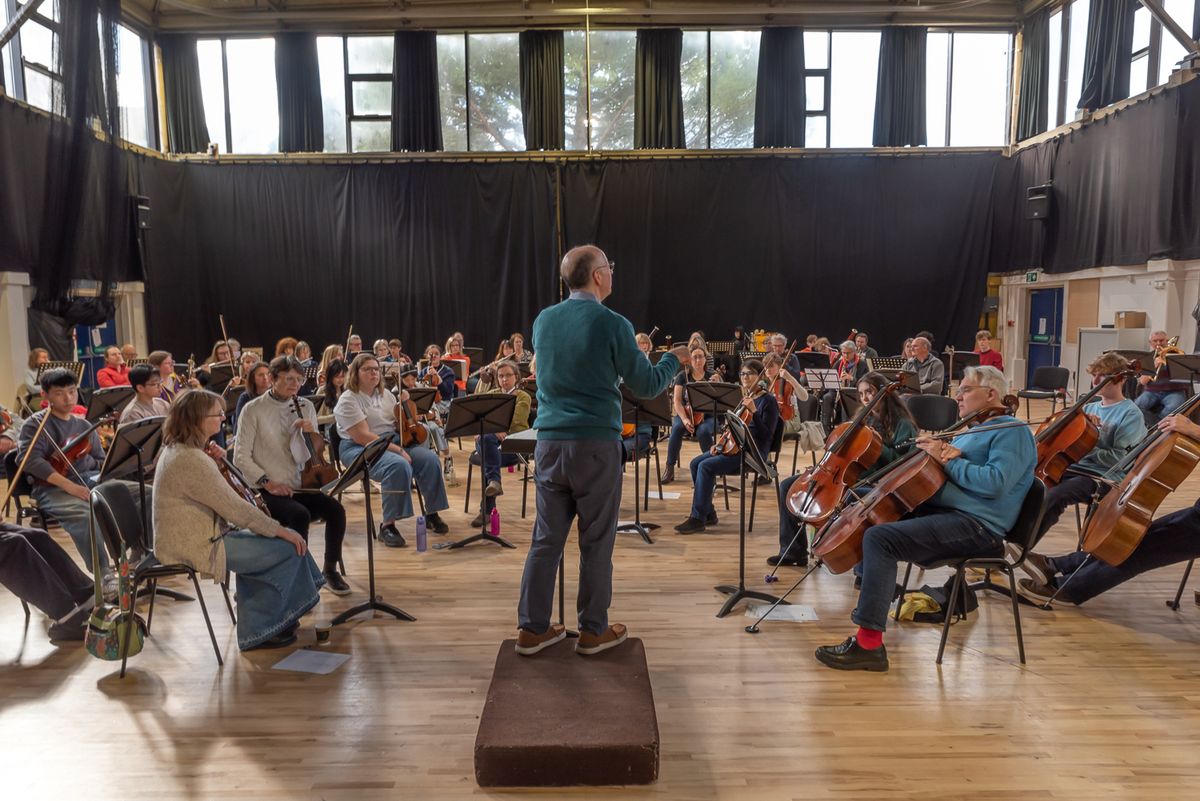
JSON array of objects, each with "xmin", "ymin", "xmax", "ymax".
[
  {"xmin": 739, "ymin": 370, "xmax": 757, "ymax": 377},
  {"xmin": 206, "ymin": 412, "xmax": 227, "ymax": 419},
  {"xmin": 281, "ymin": 375, "xmax": 303, "ymax": 384},
  {"xmin": 360, "ymin": 366, "xmax": 381, "ymax": 373},
  {"xmin": 596, "ymin": 261, "xmax": 615, "ymax": 274},
  {"xmin": 954, "ymin": 385, "xmax": 986, "ymax": 398}
]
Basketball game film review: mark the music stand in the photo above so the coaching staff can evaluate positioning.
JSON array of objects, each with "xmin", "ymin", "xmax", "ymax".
[
  {"xmin": 795, "ymin": 352, "xmax": 834, "ymax": 370},
  {"xmin": 86, "ymin": 386, "xmax": 134, "ymax": 422},
  {"xmin": 941, "ymin": 350, "xmax": 980, "ymax": 396},
  {"xmin": 445, "ymin": 360, "xmax": 467, "ymax": 385},
  {"xmin": 616, "ymin": 386, "xmax": 673, "ymax": 544},
  {"xmin": 223, "ymin": 386, "xmax": 245, "ymax": 415},
  {"xmin": 208, "ymin": 363, "xmax": 236, "ymax": 395},
  {"xmin": 300, "ymin": 364, "xmax": 320, "ymax": 396},
  {"xmin": 438, "ymin": 394, "xmax": 517, "ymax": 550},
  {"xmin": 1165, "ymin": 354, "xmax": 1200, "ymax": 391},
  {"xmin": 713, "ymin": 411, "xmax": 788, "ymax": 618},
  {"xmin": 406, "ymin": 387, "xmax": 438, "ymax": 415},
  {"xmin": 463, "ymin": 347, "xmax": 484, "ymax": 365},
  {"xmin": 329, "ymin": 435, "xmax": 414, "ymax": 625},
  {"xmin": 686, "ymin": 382, "xmax": 741, "ymax": 440}
]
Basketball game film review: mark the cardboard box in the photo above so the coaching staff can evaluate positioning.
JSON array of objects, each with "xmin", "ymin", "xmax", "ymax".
[{"xmin": 1114, "ymin": 311, "xmax": 1147, "ymax": 329}]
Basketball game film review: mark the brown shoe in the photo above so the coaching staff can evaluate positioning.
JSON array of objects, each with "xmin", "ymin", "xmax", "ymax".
[
  {"xmin": 515, "ymin": 624, "xmax": 567, "ymax": 655},
  {"xmin": 576, "ymin": 623, "xmax": 627, "ymax": 655}
]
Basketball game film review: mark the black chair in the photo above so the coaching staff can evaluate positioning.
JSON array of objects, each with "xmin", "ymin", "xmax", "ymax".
[
  {"xmin": 904, "ymin": 394, "xmax": 959, "ymax": 432},
  {"xmin": 1017, "ymin": 366, "xmax": 1070, "ymax": 421},
  {"xmin": 623, "ymin": 426, "xmax": 663, "ymax": 515},
  {"xmin": 90, "ymin": 482, "xmax": 229, "ymax": 677},
  {"xmin": 3, "ymin": 450, "xmax": 50, "ymax": 529},
  {"xmin": 892, "ymin": 479, "xmax": 1046, "ymax": 665},
  {"xmin": 1168, "ymin": 560, "xmax": 1194, "ymax": 611},
  {"xmin": 718, "ymin": 419, "xmax": 783, "ymax": 532},
  {"xmin": 464, "ymin": 450, "xmax": 532, "ymax": 519}
]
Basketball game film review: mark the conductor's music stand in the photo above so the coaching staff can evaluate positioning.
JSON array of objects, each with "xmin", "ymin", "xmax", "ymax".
[
  {"xmin": 86, "ymin": 386, "xmax": 134, "ymax": 422},
  {"xmin": 437, "ymin": 394, "xmax": 517, "ymax": 550},
  {"xmin": 616, "ymin": 385, "xmax": 672, "ymax": 544},
  {"xmin": 687, "ymin": 381, "xmax": 741, "ymax": 440},
  {"xmin": 714, "ymin": 411, "xmax": 788, "ymax": 618},
  {"xmin": 329, "ymin": 435, "xmax": 414, "ymax": 625}
]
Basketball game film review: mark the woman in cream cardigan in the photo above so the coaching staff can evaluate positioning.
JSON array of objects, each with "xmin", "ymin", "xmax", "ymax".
[{"xmin": 153, "ymin": 389, "xmax": 324, "ymax": 650}]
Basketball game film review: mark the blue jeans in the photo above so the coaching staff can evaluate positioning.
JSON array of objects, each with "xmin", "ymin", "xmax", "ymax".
[
  {"xmin": 622, "ymin": 432, "xmax": 651, "ymax": 462},
  {"xmin": 32, "ymin": 476, "xmax": 149, "ymax": 573},
  {"xmin": 339, "ymin": 435, "xmax": 448, "ymax": 524},
  {"xmin": 476, "ymin": 433, "xmax": 520, "ymax": 512},
  {"xmin": 1135, "ymin": 388, "xmax": 1188, "ymax": 426},
  {"xmin": 688, "ymin": 451, "xmax": 741, "ymax": 520},
  {"xmin": 667, "ymin": 417, "xmax": 714, "ymax": 468},
  {"xmin": 853, "ymin": 510, "xmax": 1002, "ymax": 631},
  {"xmin": 223, "ymin": 530, "xmax": 324, "ymax": 650}
]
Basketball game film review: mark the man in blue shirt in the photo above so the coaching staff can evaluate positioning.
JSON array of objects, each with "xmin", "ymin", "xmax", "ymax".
[
  {"xmin": 516, "ymin": 245, "xmax": 688, "ymax": 657},
  {"xmin": 815, "ymin": 365, "xmax": 1036, "ymax": 672}
]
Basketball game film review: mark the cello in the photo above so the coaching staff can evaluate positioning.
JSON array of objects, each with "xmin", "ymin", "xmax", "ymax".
[
  {"xmin": 1081, "ymin": 393, "xmax": 1200, "ymax": 566},
  {"xmin": 1034, "ymin": 360, "xmax": 1140, "ymax": 488},
  {"xmin": 784, "ymin": 376, "xmax": 904, "ymax": 524},
  {"xmin": 811, "ymin": 396, "xmax": 1017, "ymax": 574}
]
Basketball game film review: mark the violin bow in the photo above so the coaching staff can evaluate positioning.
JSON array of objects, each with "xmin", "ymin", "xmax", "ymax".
[
  {"xmin": 343, "ymin": 324, "xmax": 355, "ymax": 362},
  {"xmin": 0, "ymin": 410, "xmax": 51, "ymax": 519}
]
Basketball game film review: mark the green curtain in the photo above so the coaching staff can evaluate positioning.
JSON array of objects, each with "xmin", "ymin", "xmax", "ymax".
[
  {"xmin": 634, "ymin": 28, "xmax": 684, "ymax": 149},
  {"xmin": 519, "ymin": 31, "xmax": 565, "ymax": 151},
  {"xmin": 1077, "ymin": 0, "xmax": 1137, "ymax": 111},
  {"xmin": 276, "ymin": 33, "xmax": 324, "ymax": 153},
  {"xmin": 872, "ymin": 27, "xmax": 927, "ymax": 147},
  {"xmin": 1017, "ymin": 9, "xmax": 1051, "ymax": 141},
  {"xmin": 753, "ymin": 27, "xmax": 806, "ymax": 148},
  {"xmin": 392, "ymin": 31, "xmax": 443, "ymax": 152},
  {"xmin": 159, "ymin": 34, "xmax": 210, "ymax": 154}
]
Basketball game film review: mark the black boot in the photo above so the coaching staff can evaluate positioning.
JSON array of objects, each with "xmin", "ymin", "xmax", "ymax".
[{"xmin": 814, "ymin": 636, "xmax": 888, "ymax": 672}]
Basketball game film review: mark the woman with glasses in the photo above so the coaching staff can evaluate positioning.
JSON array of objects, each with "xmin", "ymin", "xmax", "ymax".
[
  {"xmin": 662, "ymin": 345, "xmax": 722, "ymax": 484},
  {"xmin": 233, "ymin": 356, "xmax": 350, "ymax": 595},
  {"xmin": 153, "ymin": 389, "xmax": 323, "ymax": 651}
]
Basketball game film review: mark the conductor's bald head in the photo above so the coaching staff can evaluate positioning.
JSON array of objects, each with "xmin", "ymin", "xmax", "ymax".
[{"xmin": 561, "ymin": 245, "xmax": 613, "ymax": 301}]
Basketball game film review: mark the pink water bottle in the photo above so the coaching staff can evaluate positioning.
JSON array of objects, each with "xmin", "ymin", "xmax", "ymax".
[
  {"xmin": 507, "ymin": 465, "xmax": 515, "ymax": 473},
  {"xmin": 489, "ymin": 508, "xmax": 500, "ymax": 537}
]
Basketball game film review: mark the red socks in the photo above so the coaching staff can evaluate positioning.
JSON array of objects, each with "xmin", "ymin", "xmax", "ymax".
[{"xmin": 855, "ymin": 626, "xmax": 884, "ymax": 650}]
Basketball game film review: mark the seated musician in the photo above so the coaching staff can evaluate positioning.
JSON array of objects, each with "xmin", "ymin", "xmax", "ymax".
[
  {"xmin": 295, "ymin": 341, "xmax": 314, "ymax": 368},
  {"xmin": 470, "ymin": 360, "xmax": 531, "ymax": 527},
  {"xmin": 373, "ymin": 339, "xmax": 391, "ymax": 361},
  {"xmin": 662, "ymin": 345, "xmax": 721, "ymax": 484},
  {"xmin": 855, "ymin": 332, "xmax": 879, "ymax": 360},
  {"xmin": 769, "ymin": 334, "xmax": 803, "ymax": 381},
  {"xmin": 420, "ymin": 344, "xmax": 459, "ymax": 411},
  {"xmin": 763, "ymin": 352, "xmax": 809, "ymax": 437},
  {"xmin": 346, "ymin": 334, "xmax": 364, "ymax": 359},
  {"xmin": 334, "ymin": 353, "xmax": 450, "ymax": 547},
  {"xmin": 2, "ymin": 404, "xmax": 23, "ymax": 458},
  {"xmin": 443, "ymin": 338, "xmax": 471, "ymax": 394},
  {"xmin": 635, "ymin": 332, "xmax": 653, "ymax": 354},
  {"xmin": 388, "ymin": 339, "xmax": 411, "ymax": 366},
  {"xmin": 233, "ymin": 361, "xmax": 270, "ymax": 434},
  {"xmin": 902, "ymin": 336, "xmax": 945, "ymax": 395},
  {"xmin": 153, "ymin": 389, "xmax": 323, "ymax": 651},
  {"xmin": 675, "ymin": 359, "xmax": 779, "ymax": 535},
  {"xmin": 622, "ymin": 338, "xmax": 657, "ymax": 462},
  {"xmin": 317, "ymin": 344, "xmax": 345, "ymax": 386},
  {"xmin": 1025, "ymin": 352, "xmax": 1145, "ymax": 552},
  {"xmin": 96, "ymin": 346, "xmax": 130, "ymax": 388},
  {"xmin": 148, "ymin": 350, "xmax": 198, "ymax": 402},
  {"xmin": 820, "ymin": 341, "xmax": 867, "ymax": 432},
  {"xmin": 1017, "ymin": 413, "xmax": 1200, "ymax": 605},
  {"xmin": 771, "ymin": 371, "xmax": 914, "ymax": 568},
  {"xmin": 815, "ymin": 365, "xmax": 1035, "ymax": 672},
  {"xmin": 800, "ymin": 334, "xmax": 818, "ymax": 352},
  {"xmin": 315, "ymin": 359, "xmax": 347, "ymax": 427},
  {"xmin": 274, "ymin": 337, "xmax": 298, "ymax": 359},
  {"xmin": 17, "ymin": 369, "xmax": 152, "ymax": 596},
  {"xmin": 974, "ymin": 330, "xmax": 1004, "ymax": 370},
  {"xmin": 233, "ymin": 356, "xmax": 349, "ymax": 595},
  {"xmin": 119, "ymin": 364, "xmax": 169, "ymax": 423},
  {"xmin": 813, "ymin": 337, "xmax": 834, "ymax": 363},
  {"xmin": 399, "ymin": 367, "xmax": 452, "ymax": 473},
  {"xmin": 121, "ymin": 343, "xmax": 138, "ymax": 363},
  {"xmin": 23, "ymin": 348, "xmax": 49, "ymax": 399},
  {"xmin": 1136, "ymin": 330, "xmax": 1189, "ymax": 426},
  {"xmin": 511, "ymin": 332, "xmax": 533, "ymax": 365},
  {"xmin": 0, "ymin": 520, "xmax": 96, "ymax": 640}
]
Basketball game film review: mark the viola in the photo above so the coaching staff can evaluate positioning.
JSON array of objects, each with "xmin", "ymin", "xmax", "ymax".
[
  {"xmin": 772, "ymin": 377, "xmax": 796, "ymax": 421},
  {"xmin": 394, "ymin": 393, "xmax": 430, "ymax": 449},
  {"xmin": 714, "ymin": 384, "xmax": 768, "ymax": 456},
  {"xmin": 1034, "ymin": 362, "xmax": 1139, "ymax": 488},
  {"xmin": 1082, "ymin": 393, "xmax": 1200, "ymax": 566},
  {"xmin": 811, "ymin": 397, "xmax": 1017, "ymax": 574},
  {"xmin": 210, "ymin": 448, "xmax": 270, "ymax": 514},
  {"xmin": 292, "ymin": 396, "xmax": 339, "ymax": 489},
  {"xmin": 48, "ymin": 413, "xmax": 119, "ymax": 478},
  {"xmin": 785, "ymin": 377, "xmax": 904, "ymax": 524}
]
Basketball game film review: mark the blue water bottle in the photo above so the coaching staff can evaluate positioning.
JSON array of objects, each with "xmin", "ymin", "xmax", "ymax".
[
  {"xmin": 489, "ymin": 508, "xmax": 500, "ymax": 538},
  {"xmin": 415, "ymin": 515, "xmax": 427, "ymax": 552}
]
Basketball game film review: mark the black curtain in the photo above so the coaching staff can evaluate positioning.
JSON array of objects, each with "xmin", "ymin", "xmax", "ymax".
[
  {"xmin": 275, "ymin": 33, "xmax": 324, "ymax": 153},
  {"xmin": 753, "ymin": 27, "xmax": 806, "ymax": 148},
  {"xmin": 873, "ymin": 27, "xmax": 927, "ymax": 147},
  {"xmin": 1016, "ymin": 10, "xmax": 1051, "ymax": 141},
  {"xmin": 159, "ymin": 34, "xmax": 210, "ymax": 154},
  {"xmin": 1077, "ymin": 0, "xmax": 1137, "ymax": 111},
  {"xmin": 519, "ymin": 31, "xmax": 565, "ymax": 151},
  {"xmin": 634, "ymin": 29, "xmax": 684, "ymax": 149},
  {"xmin": 392, "ymin": 31, "xmax": 443, "ymax": 152}
]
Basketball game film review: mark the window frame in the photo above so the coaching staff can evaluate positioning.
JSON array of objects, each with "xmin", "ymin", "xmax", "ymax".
[
  {"xmin": 342, "ymin": 34, "xmax": 393, "ymax": 153},
  {"xmin": 804, "ymin": 30, "xmax": 832, "ymax": 149}
]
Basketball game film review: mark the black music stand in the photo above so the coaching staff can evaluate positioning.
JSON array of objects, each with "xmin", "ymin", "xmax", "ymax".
[
  {"xmin": 616, "ymin": 385, "xmax": 672, "ymax": 544},
  {"xmin": 1165, "ymin": 354, "xmax": 1200, "ymax": 391},
  {"xmin": 714, "ymin": 411, "xmax": 788, "ymax": 618},
  {"xmin": 406, "ymin": 387, "xmax": 438, "ymax": 415},
  {"xmin": 330, "ymin": 435, "xmax": 414, "ymax": 625},
  {"xmin": 463, "ymin": 346, "xmax": 484, "ymax": 366},
  {"xmin": 687, "ymin": 382, "xmax": 741, "ymax": 440},
  {"xmin": 300, "ymin": 364, "xmax": 320, "ymax": 396},
  {"xmin": 86, "ymin": 386, "xmax": 134, "ymax": 422},
  {"xmin": 941, "ymin": 350, "xmax": 980, "ymax": 396},
  {"xmin": 208, "ymin": 363, "xmax": 236, "ymax": 395},
  {"xmin": 438, "ymin": 394, "xmax": 517, "ymax": 550}
]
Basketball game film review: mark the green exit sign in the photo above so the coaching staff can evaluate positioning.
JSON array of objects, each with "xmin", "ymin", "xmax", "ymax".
[{"xmin": 1025, "ymin": 271, "xmax": 1039, "ymax": 283}]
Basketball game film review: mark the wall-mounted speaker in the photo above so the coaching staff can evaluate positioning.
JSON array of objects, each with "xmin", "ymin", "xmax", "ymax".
[{"xmin": 1026, "ymin": 182, "xmax": 1052, "ymax": 221}]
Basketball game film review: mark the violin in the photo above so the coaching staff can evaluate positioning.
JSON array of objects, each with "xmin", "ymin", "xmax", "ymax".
[
  {"xmin": 48, "ymin": 413, "xmax": 119, "ymax": 478},
  {"xmin": 210, "ymin": 448, "xmax": 270, "ymax": 514},
  {"xmin": 394, "ymin": 392, "xmax": 430, "ymax": 449},
  {"xmin": 292, "ymin": 396, "xmax": 339, "ymax": 488},
  {"xmin": 714, "ymin": 382, "xmax": 768, "ymax": 456},
  {"xmin": 1081, "ymin": 393, "xmax": 1200, "ymax": 566},
  {"xmin": 812, "ymin": 396, "xmax": 1017, "ymax": 573},
  {"xmin": 785, "ymin": 377, "xmax": 904, "ymax": 523},
  {"xmin": 1034, "ymin": 362, "xmax": 1139, "ymax": 488}
]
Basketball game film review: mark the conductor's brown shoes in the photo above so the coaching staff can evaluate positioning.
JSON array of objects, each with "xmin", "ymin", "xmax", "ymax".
[
  {"xmin": 515, "ymin": 624, "xmax": 567, "ymax": 655},
  {"xmin": 576, "ymin": 623, "xmax": 628, "ymax": 655}
]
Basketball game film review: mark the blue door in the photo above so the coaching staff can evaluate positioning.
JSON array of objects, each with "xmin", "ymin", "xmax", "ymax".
[{"xmin": 1026, "ymin": 287, "xmax": 1064, "ymax": 388}]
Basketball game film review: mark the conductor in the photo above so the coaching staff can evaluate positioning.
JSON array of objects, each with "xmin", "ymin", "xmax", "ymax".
[{"xmin": 516, "ymin": 245, "xmax": 688, "ymax": 656}]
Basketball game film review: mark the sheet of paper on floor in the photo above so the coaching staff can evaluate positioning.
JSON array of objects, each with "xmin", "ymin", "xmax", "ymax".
[
  {"xmin": 745, "ymin": 604, "xmax": 819, "ymax": 622},
  {"xmin": 272, "ymin": 649, "xmax": 351, "ymax": 675}
]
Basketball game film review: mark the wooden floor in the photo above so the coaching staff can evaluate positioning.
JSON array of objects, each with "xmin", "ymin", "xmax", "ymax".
[{"xmin": 4, "ymin": 399, "xmax": 1200, "ymax": 800}]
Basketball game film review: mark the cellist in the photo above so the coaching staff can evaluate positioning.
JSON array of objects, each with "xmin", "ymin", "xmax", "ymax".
[
  {"xmin": 1016, "ymin": 413, "xmax": 1200, "ymax": 606},
  {"xmin": 815, "ymin": 365, "xmax": 1035, "ymax": 673}
]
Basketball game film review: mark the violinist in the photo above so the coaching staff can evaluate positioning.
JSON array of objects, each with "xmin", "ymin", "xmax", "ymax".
[
  {"xmin": 662, "ymin": 345, "xmax": 721, "ymax": 485},
  {"xmin": 770, "ymin": 371, "xmax": 914, "ymax": 567},
  {"xmin": 153, "ymin": 389, "xmax": 323, "ymax": 651},
  {"xmin": 1136, "ymin": 330, "xmax": 1189, "ymax": 426},
  {"xmin": 232, "ymin": 361, "xmax": 270, "ymax": 434},
  {"xmin": 769, "ymin": 334, "xmax": 803, "ymax": 381},
  {"xmin": 334, "ymin": 354, "xmax": 450, "ymax": 547},
  {"xmin": 233, "ymin": 356, "xmax": 349, "ymax": 595},
  {"xmin": 118, "ymin": 364, "xmax": 170, "ymax": 424},
  {"xmin": 674, "ymin": 360, "xmax": 779, "ymax": 535},
  {"xmin": 902, "ymin": 336, "xmax": 945, "ymax": 395},
  {"xmin": 814, "ymin": 366, "xmax": 1034, "ymax": 672},
  {"xmin": 470, "ymin": 360, "xmax": 531, "ymax": 527},
  {"xmin": 198, "ymin": 341, "xmax": 240, "ymax": 390},
  {"xmin": 420, "ymin": 344, "xmax": 458, "ymax": 411},
  {"xmin": 1025, "ymin": 353, "xmax": 1145, "ymax": 550},
  {"xmin": 762, "ymin": 352, "xmax": 809, "ymax": 438},
  {"xmin": 1016, "ymin": 414, "xmax": 1200, "ymax": 606},
  {"xmin": 820, "ymin": 341, "xmax": 867, "ymax": 433},
  {"xmin": 399, "ymin": 367, "xmax": 451, "ymax": 468},
  {"xmin": 96, "ymin": 346, "xmax": 130, "ymax": 388}
]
